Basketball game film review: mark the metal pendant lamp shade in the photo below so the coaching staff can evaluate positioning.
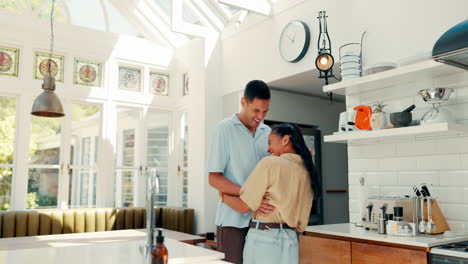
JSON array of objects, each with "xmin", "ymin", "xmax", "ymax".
[{"xmin": 31, "ymin": 75, "xmax": 65, "ymax": 117}]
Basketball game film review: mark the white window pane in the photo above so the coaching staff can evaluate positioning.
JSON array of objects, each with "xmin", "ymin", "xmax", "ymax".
[
  {"xmin": 0, "ymin": 168, "xmax": 13, "ymax": 211},
  {"xmin": 28, "ymin": 168, "xmax": 59, "ymax": 209},
  {"xmin": 146, "ymin": 110, "xmax": 169, "ymax": 206},
  {"xmin": 0, "ymin": 97, "xmax": 16, "ymax": 164},
  {"xmin": 181, "ymin": 112, "xmax": 188, "ymax": 207},
  {"xmin": 116, "ymin": 107, "xmax": 140, "ymax": 167},
  {"xmin": 116, "ymin": 169, "xmax": 137, "ymax": 207},
  {"xmin": 29, "ymin": 116, "xmax": 61, "ymax": 165},
  {"xmin": 70, "ymin": 104, "xmax": 101, "ymax": 166},
  {"xmin": 69, "ymin": 168, "xmax": 97, "ymax": 208},
  {"xmin": 69, "ymin": 104, "xmax": 100, "ymax": 208},
  {"xmin": 0, "ymin": 96, "xmax": 16, "ymax": 210},
  {"xmin": 116, "ymin": 107, "xmax": 140, "ymax": 208}
]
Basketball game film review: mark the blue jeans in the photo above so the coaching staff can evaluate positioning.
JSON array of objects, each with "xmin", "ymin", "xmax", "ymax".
[{"xmin": 242, "ymin": 221, "xmax": 299, "ymax": 264}]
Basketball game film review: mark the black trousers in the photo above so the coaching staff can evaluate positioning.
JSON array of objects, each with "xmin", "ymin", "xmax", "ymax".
[{"xmin": 216, "ymin": 226, "xmax": 249, "ymax": 264}]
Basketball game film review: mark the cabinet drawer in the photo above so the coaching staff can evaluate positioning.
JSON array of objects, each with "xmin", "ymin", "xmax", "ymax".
[
  {"xmin": 351, "ymin": 242, "xmax": 427, "ymax": 264},
  {"xmin": 299, "ymin": 235, "xmax": 351, "ymax": 264}
]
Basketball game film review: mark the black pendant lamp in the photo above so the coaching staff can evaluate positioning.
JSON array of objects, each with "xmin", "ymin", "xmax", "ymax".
[{"xmin": 31, "ymin": 0, "xmax": 64, "ymax": 118}]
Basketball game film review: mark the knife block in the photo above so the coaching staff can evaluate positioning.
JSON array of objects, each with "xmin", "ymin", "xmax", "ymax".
[{"xmin": 423, "ymin": 199, "xmax": 450, "ymax": 234}]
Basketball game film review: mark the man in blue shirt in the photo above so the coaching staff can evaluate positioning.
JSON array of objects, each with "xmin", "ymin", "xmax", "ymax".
[{"xmin": 208, "ymin": 80, "xmax": 273, "ymax": 264}]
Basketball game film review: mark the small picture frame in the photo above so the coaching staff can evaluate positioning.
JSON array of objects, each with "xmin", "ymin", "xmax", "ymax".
[
  {"xmin": 150, "ymin": 72, "xmax": 169, "ymax": 96},
  {"xmin": 118, "ymin": 66, "xmax": 141, "ymax": 92},
  {"xmin": 74, "ymin": 58, "xmax": 102, "ymax": 87},
  {"xmin": 0, "ymin": 46, "xmax": 19, "ymax": 77},
  {"xmin": 34, "ymin": 52, "xmax": 64, "ymax": 82},
  {"xmin": 183, "ymin": 73, "xmax": 189, "ymax": 96}
]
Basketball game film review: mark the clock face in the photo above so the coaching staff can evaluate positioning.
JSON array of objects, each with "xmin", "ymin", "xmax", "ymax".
[{"xmin": 279, "ymin": 20, "xmax": 311, "ymax": 63}]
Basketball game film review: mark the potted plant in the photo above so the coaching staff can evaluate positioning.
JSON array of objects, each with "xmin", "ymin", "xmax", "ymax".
[{"xmin": 371, "ymin": 102, "xmax": 387, "ymax": 130}]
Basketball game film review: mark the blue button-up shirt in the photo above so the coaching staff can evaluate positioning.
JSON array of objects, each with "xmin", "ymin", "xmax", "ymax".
[{"xmin": 207, "ymin": 114, "xmax": 271, "ymax": 228}]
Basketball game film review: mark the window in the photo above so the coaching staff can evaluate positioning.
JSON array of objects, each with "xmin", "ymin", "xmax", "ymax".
[
  {"xmin": 115, "ymin": 107, "xmax": 140, "ymax": 207},
  {"xmin": 28, "ymin": 115, "xmax": 62, "ymax": 209},
  {"xmin": 180, "ymin": 112, "xmax": 188, "ymax": 207},
  {"xmin": 146, "ymin": 110, "xmax": 170, "ymax": 206},
  {"xmin": 0, "ymin": 96, "xmax": 16, "ymax": 210},
  {"xmin": 69, "ymin": 104, "xmax": 101, "ymax": 208}
]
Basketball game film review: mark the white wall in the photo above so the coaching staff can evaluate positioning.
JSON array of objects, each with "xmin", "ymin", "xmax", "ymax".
[
  {"xmin": 177, "ymin": 36, "xmax": 224, "ymax": 233},
  {"xmin": 221, "ymin": 0, "xmax": 468, "ymax": 95}
]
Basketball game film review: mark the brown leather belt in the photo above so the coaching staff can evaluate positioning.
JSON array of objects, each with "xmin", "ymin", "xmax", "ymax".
[{"xmin": 249, "ymin": 222, "xmax": 293, "ymax": 230}]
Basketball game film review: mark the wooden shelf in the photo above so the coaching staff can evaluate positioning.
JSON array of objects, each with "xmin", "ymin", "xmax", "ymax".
[
  {"xmin": 324, "ymin": 123, "xmax": 468, "ymax": 144},
  {"xmin": 323, "ymin": 60, "xmax": 465, "ymax": 96}
]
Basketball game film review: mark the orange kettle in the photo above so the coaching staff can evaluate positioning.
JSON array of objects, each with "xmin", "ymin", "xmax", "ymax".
[{"xmin": 353, "ymin": 105, "xmax": 372, "ymax": 130}]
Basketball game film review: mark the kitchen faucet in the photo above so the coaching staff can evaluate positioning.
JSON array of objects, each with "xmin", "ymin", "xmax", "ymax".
[{"xmin": 142, "ymin": 168, "xmax": 160, "ymax": 264}]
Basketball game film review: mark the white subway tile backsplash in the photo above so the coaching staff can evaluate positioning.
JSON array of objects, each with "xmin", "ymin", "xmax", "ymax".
[
  {"xmin": 348, "ymin": 186, "xmax": 359, "ymax": 199},
  {"xmin": 346, "ymin": 73, "xmax": 468, "ymax": 226},
  {"xmin": 380, "ymin": 157, "xmax": 417, "ymax": 171},
  {"xmin": 365, "ymin": 172, "xmax": 398, "ymax": 186},
  {"xmin": 349, "ymin": 144, "xmax": 396, "ymax": 159},
  {"xmin": 462, "ymin": 154, "xmax": 468, "ymax": 169},
  {"xmin": 380, "ymin": 186, "xmax": 412, "ymax": 197},
  {"xmin": 396, "ymin": 140, "xmax": 437, "ymax": 156},
  {"xmin": 438, "ymin": 204, "xmax": 468, "ymax": 221},
  {"xmin": 369, "ymin": 186, "xmax": 381, "ymax": 197},
  {"xmin": 431, "ymin": 187, "xmax": 464, "ymax": 204},
  {"xmin": 439, "ymin": 171, "xmax": 468, "ymax": 187},
  {"xmin": 348, "ymin": 173, "xmax": 364, "ymax": 186},
  {"xmin": 397, "ymin": 171, "xmax": 439, "ymax": 186},
  {"xmin": 446, "ymin": 220, "xmax": 466, "ymax": 232},
  {"xmin": 349, "ymin": 199, "xmax": 360, "ymax": 213},
  {"xmin": 349, "ymin": 213, "xmax": 360, "ymax": 223},
  {"xmin": 464, "ymin": 188, "xmax": 468, "ymax": 204},
  {"xmin": 437, "ymin": 136, "xmax": 468, "ymax": 154},
  {"xmin": 417, "ymin": 154, "xmax": 461, "ymax": 171},
  {"xmin": 349, "ymin": 158, "xmax": 380, "ymax": 172}
]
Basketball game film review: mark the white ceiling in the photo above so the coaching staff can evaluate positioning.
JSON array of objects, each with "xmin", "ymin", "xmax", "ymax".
[{"xmin": 267, "ymin": 65, "xmax": 345, "ymax": 102}]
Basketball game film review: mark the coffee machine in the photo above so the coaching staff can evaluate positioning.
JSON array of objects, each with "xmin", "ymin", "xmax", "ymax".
[{"xmin": 362, "ymin": 196, "xmax": 414, "ymax": 230}]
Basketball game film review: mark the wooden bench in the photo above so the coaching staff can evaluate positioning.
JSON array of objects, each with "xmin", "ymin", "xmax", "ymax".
[{"xmin": 0, "ymin": 206, "xmax": 195, "ymax": 238}]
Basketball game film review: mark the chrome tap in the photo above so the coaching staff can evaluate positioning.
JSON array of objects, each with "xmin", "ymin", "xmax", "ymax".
[{"xmin": 143, "ymin": 168, "xmax": 160, "ymax": 263}]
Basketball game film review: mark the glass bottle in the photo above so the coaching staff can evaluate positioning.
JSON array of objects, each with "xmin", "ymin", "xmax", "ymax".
[{"xmin": 151, "ymin": 229, "xmax": 168, "ymax": 264}]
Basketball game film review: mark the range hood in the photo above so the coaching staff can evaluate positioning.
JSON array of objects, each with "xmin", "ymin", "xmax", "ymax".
[{"xmin": 432, "ymin": 19, "xmax": 468, "ymax": 70}]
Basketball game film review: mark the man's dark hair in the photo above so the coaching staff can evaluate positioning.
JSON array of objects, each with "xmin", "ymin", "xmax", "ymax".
[{"xmin": 243, "ymin": 80, "xmax": 270, "ymax": 102}]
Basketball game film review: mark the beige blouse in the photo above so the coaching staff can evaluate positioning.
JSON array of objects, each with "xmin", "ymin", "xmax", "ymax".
[{"xmin": 239, "ymin": 153, "xmax": 313, "ymax": 232}]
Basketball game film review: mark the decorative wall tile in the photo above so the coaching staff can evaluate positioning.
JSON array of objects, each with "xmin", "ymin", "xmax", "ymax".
[
  {"xmin": 34, "ymin": 52, "xmax": 64, "ymax": 82},
  {"xmin": 150, "ymin": 72, "xmax": 169, "ymax": 96},
  {"xmin": 74, "ymin": 59, "xmax": 102, "ymax": 87},
  {"xmin": 0, "ymin": 46, "xmax": 19, "ymax": 77}
]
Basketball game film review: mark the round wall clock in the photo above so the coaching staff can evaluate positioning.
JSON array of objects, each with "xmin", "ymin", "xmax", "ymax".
[{"xmin": 279, "ymin": 20, "xmax": 311, "ymax": 63}]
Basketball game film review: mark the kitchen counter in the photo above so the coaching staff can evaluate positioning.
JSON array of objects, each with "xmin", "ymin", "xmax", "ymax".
[
  {"xmin": 0, "ymin": 230, "xmax": 223, "ymax": 264},
  {"xmin": 305, "ymin": 223, "xmax": 468, "ymax": 248},
  {"xmin": 0, "ymin": 229, "xmax": 205, "ymax": 250}
]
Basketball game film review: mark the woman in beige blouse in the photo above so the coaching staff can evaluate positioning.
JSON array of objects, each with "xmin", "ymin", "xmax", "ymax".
[{"xmin": 220, "ymin": 123, "xmax": 321, "ymax": 264}]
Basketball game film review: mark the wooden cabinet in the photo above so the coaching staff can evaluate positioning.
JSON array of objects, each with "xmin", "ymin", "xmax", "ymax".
[
  {"xmin": 300, "ymin": 235, "xmax": 429, "ymax": 264},
  {"xmin": 299, "ymin": 235, "xmax": 351, "ymax": 264},
  {"xmin": 351, "ymin": 242, "xmax": 427, "ymax": 264}
]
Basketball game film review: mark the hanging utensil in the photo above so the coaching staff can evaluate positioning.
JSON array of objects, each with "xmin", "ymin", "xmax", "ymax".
[
  {"xmin": 426, "ymin": 197, "xmax": 436, "ymax": 233},
  {"xmin": 419, "ymin": 197, "xmax": 427, "ymax": 233}
]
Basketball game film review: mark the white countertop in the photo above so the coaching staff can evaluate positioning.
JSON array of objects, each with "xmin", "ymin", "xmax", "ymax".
[
  {"xmin": 0, "ymin": 229, "xmax": 204, "ymax": 250},
  {"xmin": 305, "ymin": 223, "xmax": 468, "ymax": 248},
  {"xmin": 0, "ymin": 230, "xmax": 224, "ymax": 264}
]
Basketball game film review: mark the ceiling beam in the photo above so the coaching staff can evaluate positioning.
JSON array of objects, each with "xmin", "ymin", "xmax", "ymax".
[{"xmin": 219, "ymin": 0, "xmax": 271, "ymax": 16}]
